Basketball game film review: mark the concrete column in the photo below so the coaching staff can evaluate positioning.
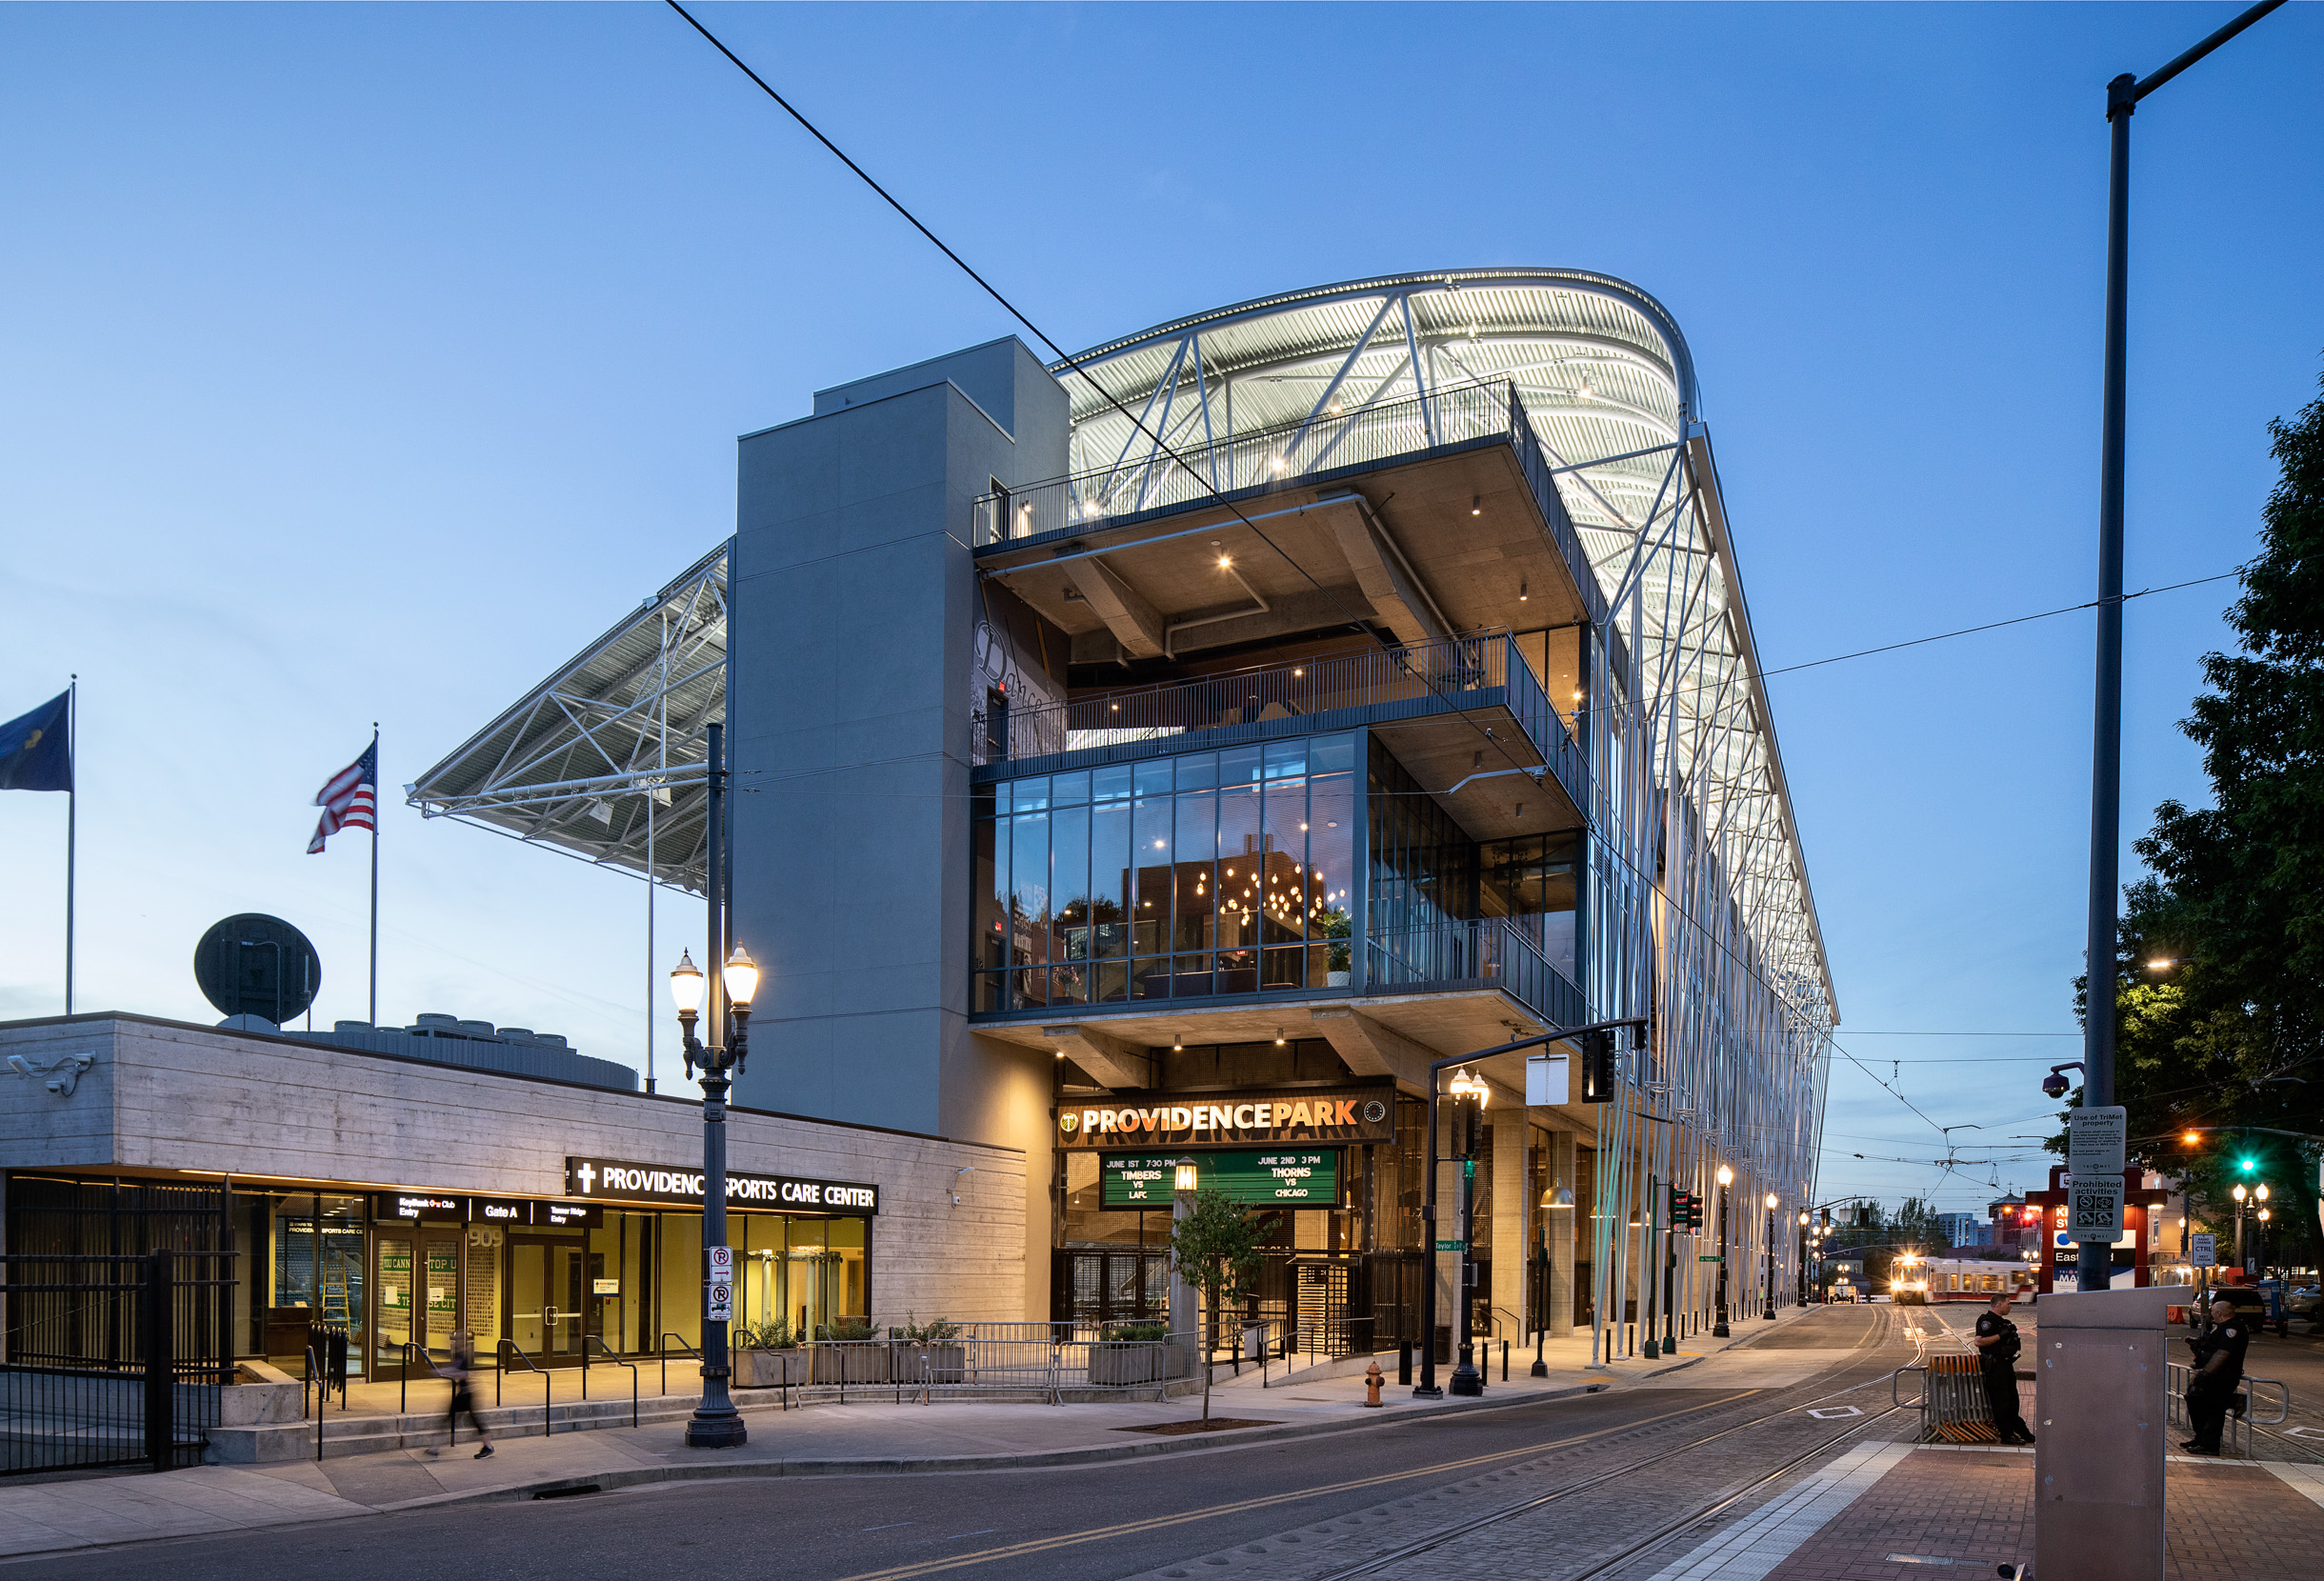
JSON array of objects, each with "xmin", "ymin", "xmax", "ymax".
[
  {"xmin": 1546, "ymin": 1129, "xmax": 1577, "ymax": 1337},
  {"xmin": 1493, "ymin": 1116, "xmax": 1526, "ymax": 1350}
]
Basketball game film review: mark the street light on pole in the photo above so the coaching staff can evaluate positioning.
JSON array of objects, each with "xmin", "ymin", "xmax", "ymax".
[
  {"xmin": 2075, "ymin": 0, "xmax": 2282, "ymax": 1298},
  {"xmin": 1762, "ymin": 1192, "xmax": 1778, "ymax": 1320},
  {"xmin": 1447, "ymin": 1068, "xmax": 1489, "ymax": 1398},
  {"xmin": 1713, "ymin": 1164, "xmax": 1733, "ymax": 1337},
  {"xmin": 674, "ymin": 719, "xmax": 754, "ymax": 1450}
]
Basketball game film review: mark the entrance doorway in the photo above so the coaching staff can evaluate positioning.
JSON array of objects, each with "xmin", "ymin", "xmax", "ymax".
[{"xmin": 509, "ymin": 1237, "xmax": 588, "ymax": 1365}]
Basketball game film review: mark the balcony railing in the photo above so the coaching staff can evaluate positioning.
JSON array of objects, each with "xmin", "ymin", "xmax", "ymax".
[
  {"xmin": 977, "ymin": 381, "xmax": 1538, "ymax": 546},
  {"xmin": 979, "ymin": 631, "xmax": 1583, "ymax": 802},
  {"xmin": 1367, "ymin": 916, "xmax": 1588, "ymax": 1031}
]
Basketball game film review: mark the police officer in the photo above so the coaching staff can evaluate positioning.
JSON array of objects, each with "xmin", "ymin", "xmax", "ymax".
[
  {"xmin": 1973, "ymin": 1291, "xmax": 2034, "ymax": 1444},
  {"xmin": 2182, "ymin": 1295, "xmax": 2250, "ymax": 1455}
]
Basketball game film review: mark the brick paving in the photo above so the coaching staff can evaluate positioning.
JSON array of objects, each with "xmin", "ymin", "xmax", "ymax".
[{"xmin": 1641, "ymin": 1447, "xmax": 2324, "ymax": 1581}]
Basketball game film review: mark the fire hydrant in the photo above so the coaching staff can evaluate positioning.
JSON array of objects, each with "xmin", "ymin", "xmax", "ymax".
[{"xmin": 1362, "ymin": 1361, "xmax": 1385, "ymax": 1408}]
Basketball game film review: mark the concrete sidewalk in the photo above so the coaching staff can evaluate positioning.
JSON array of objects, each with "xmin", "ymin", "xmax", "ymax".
[{"xmin": 0, "ymin": 1310, "xmax": 1812, "ymax": 1560}]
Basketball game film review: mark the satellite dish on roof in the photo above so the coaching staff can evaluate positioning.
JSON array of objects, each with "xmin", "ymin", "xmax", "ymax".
[{"xmin": 193, "ymin": 914, "xmax": 321, "ymax": 1026}]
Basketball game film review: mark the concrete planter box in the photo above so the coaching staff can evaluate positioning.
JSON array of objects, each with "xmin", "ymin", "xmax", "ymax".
[
  {"xmin": 733, "ymin": 1348, "xmax": 807, "ymax": 1389},
  {"xmin": 894, "ymin": 1342, "xmax": 967, "ymax": 1384},
  {"xmin": 1088, "ymin": 1344, "xmax": 1166, "ymax": 1387},
  {"xmin": 813, "ymin": 1345, "xmax": 889, "ymax": 1384}
]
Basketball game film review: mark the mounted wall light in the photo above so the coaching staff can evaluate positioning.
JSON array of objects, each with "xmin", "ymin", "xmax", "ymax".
[
  {"xmin": 1174, "ymin": 1158, "xmax": 1199, "ymax": 1193},
  {"xmin": 1471, "ymin": 495, "xmax": 1482, "ymax": 516},
  {"xmin": 1518, "ymin": 580, "xmax": 1528, "ymax": 601}
]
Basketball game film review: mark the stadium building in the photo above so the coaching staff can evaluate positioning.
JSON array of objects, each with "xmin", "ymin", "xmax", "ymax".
[{"xmin": 403, "ymin": 269, "xmax": 1836, "ymax": 1362}]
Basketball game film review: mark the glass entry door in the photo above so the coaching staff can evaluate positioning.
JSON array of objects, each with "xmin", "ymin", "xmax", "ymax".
[{"xmin": 509, "ymin": 1238, "xmax": 587, "ymax": 1365}]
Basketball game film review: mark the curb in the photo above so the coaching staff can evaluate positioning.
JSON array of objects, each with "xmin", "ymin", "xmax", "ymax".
[{"xmin": 370, "ymin": 1379, "xmax": 1618, "ymax": 1511}]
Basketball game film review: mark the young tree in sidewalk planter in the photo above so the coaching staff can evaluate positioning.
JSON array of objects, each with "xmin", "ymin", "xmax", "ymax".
[{"xmin": 1169, "ymin": 1188, "xmax": 1272, "ymax": 1422}]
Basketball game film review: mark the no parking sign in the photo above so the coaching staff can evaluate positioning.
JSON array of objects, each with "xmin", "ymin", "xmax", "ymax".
[{"xmin": 707, "ymin": 1281, "xmax": 733, "ymax": 1322}]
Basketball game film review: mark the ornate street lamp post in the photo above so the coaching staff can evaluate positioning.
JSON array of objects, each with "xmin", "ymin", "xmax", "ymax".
[
  {"xmin": 1762, "ymin": 1192, "xmax": 1779, "ymax": 1319},
  {"xmin": 1447, "ymin": 1068, "xmax": 1488, "ymax": 1398},
  {"xmin": 1713, "ymin": 1164, "xmax": 1733, "ymax": 1337}
]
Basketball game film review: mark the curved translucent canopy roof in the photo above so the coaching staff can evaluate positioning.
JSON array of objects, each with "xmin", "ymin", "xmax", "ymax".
[{"xmin": 1052, "ymin": 270, "xmax": 1835, "ymax": 1030}]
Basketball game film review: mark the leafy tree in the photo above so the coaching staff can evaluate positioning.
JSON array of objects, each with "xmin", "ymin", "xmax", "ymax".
[
  {"xmin": 1168, "ymin": 1187, "xmax": 1270, "ymax": 1420},
  {"xmin": 2075, "ymin": 364, "xmax": 2324, "ymax": 1271}
]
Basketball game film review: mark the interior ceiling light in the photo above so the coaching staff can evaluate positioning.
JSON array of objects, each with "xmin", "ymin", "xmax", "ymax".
[
  {"xmin": 1274, "ymin": 1028, "xmax": 1287, "ymax": 1046},
  {"xmin": 1518, "ymin": 580, "xmax": 1528, "ymax": 602},
  {"xmin": 1471, "ymin": 495, "xmax": 1482, "ymax": 516}
]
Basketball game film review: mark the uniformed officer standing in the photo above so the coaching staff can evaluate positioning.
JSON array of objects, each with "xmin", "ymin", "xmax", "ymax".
[
  {"xmin": 1973, "ymin": 1292, "xmax": 2034, "ymax": 1444},
  {"xmin": 2182, "ymin": 1295, "xmax": 2251, "ymax": 1455}
]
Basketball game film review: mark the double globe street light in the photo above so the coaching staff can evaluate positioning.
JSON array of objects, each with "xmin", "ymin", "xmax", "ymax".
[{"xmin": 668, "ymin": 941, "xmax": 759, "ymax": 1450}]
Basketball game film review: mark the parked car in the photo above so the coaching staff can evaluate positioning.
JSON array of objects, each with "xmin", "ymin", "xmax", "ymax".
[
  {"xmin": 2206, "ymin": 1284, "xmax": 2281, "ymax": 1336},
  {"xmin": 2282, "ymin": 1284, "xmax": 2319, "ymax": 1331}
]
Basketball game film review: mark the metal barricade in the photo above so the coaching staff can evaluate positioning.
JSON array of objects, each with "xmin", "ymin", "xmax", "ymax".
[{"xmin": 1893, "ymin": 1353, "xmax": 2007, "ymax": 1443}]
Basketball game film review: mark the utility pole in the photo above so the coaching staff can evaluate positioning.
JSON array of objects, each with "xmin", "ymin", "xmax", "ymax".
[{"xmin": 2077, "ymin": 0, "xmax": 2282, "ymax": 1297}]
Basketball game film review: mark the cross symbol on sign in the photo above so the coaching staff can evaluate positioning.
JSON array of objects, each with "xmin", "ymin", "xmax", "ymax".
[{"xmin": 574, "ymin": 1163, "xmax": 595, "ymax": 1193}]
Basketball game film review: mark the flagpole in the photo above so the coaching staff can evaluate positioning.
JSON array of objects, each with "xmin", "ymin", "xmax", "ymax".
[
  {"xmin": 65, "ymin": 675, "xmax": 77, "ymax": 1016},
  {"xmin": 369, "ymin": 723, "xmax": 379, "ymax": 1028}
]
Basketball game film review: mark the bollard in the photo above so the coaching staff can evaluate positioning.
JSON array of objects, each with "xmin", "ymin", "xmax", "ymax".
[
  {"xmin": 1502, "ymin": 1340, "xmax": 1509, "ymax": 1382},
  {"xmin": 1363, "ymin": 1361, "xmax": 1385, "ymax": 1408},
  {"xmin": 1398, "ymin": 1339, "xmax": 1412, "ymax": 1386}
]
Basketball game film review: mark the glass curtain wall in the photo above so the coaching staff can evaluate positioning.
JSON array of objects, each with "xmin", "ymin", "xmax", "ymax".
[{"xmin": 973, "ymin": 733, "xmax": 1355, "ymax": 1011}]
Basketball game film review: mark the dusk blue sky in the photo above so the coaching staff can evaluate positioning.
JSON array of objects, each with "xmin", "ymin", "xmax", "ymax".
[{"xmin": 3, "ymin": 3, "xmax": 2318, "ymax": 1211}]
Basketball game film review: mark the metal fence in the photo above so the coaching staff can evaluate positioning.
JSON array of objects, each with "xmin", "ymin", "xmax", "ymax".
[
  {"xmin": 982, "ymin": 631, "xmax": 1582, "ymax": 798},
  {"xmin": 974, "ymin": 382, "xmax": 1530, "ymax": 549},
  {"xmin": 1, "ymin": 1250, "xmax": 236, "ymax": 1475},
  {"xmin": 731, "ymin": 1325, "xmax": 1201, "ymax": 1406},
  {"xmin": 1367, "ymin": 915, "xmax": 1589, "ymax": 1031},
  {"xmin": 2164, "ymin": 1360, "xmax": 2288, "ymax": 1457}
]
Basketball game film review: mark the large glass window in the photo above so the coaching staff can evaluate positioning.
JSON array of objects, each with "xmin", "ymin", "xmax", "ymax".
[{"xmin": 973, "ymin": 734, "xmax": 1355, "ymax": 1010}]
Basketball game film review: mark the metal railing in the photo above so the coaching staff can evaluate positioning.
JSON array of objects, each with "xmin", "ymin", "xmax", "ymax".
[
  {"xmin": 0, "ymin": 1249, "xmax": 234, "ymax": 1477},
  {"xmin": 2165, "ymin": 1362, "xmax": 2288, "ymax": 1457},
  {"xmin": 658, "ymin": 1332, "xmax": 701, "ymax": 1400},
  {"xmin": 733, "ymin": 1324, "xmax": 1200, "ymax": 1406},
  {"xmin": 581, "ymin": 1335, "xmax": 637, "ymax": 1428},
  {"xmin": 981, "ymin": 630, "xmax": 1582, "ymax": 798},
  {"xmin": 1367, "ymin": 915, "xmax": 1587, "ymax": 1030},
  {"xmin": 301, "ymin": 1344, "xmax": 328, "ymax": 1462},
  {"xmin": 396, "ymin": 1341, "xmax": 434, "ymax": 1414},
  {"xmin": 495, "ymin": 1339, "xmax": 551, "ymax": 1439},
  {"xmin": 976, "ymin": 382, "xmax": 1537, "ymax": 548}
]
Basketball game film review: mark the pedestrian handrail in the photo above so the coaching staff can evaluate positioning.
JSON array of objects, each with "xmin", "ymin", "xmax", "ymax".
[
  {"xmin": 659, "ymin": 1332, "xmax": 701, "ymax": 1399},
  {"xmin": 397, "ymin": 1341, "xmax": 438, "ymax": 1414},
  {"xmin": 2243, "ymin": 1375, "xmax": 2289, "ymax": 1425},
  {"xmin": 581, "ymin": 1336, "xmax": 638, "ymax": 1428},
  {"xmin": 302, "ymin": 1345, "xmax": 326, "ymax": 1462},
  {"xmin": 1891, "ymin": 1364, "xmax": 1927, "ymax": 1410},
  {"xmin": 496, "ymin": 1339, "xmax": 551, "ymax": 1438}
]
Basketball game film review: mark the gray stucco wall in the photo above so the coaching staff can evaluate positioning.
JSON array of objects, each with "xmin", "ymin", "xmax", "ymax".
[
  {"xmin": 726, "ymin": 341, "xmax": 1067, "ymax": 1317},
  {"xmin": 0, "ymin": 1016, "xmax": 1026, "ymax": 1324}
]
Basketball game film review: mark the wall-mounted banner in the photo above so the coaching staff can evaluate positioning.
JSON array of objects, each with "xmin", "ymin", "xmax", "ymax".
[
  {"xmin": 1058, "ymin": 1085, "xmax": 1394, "ymax": 1150},
  {"xmin": 1101, "ymin": 1150, "xmax": 1341, "ymax": 1208},
  {"xmin": 564, "ymin": 1156, "xmax": 878, "ymax": 1216}
]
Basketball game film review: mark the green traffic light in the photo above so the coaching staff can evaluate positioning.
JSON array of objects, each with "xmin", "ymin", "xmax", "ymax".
[{"xmin": 2238, "ymin": 1157, "xmax": 2256, "ymax": 1172}]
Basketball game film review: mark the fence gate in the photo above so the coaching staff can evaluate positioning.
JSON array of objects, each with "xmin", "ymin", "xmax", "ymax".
[{"xmin": 2, "ymin": 1248, "xmax": 236, "ymax": 1476}]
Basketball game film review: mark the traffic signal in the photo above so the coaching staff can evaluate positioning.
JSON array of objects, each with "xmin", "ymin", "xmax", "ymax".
[
  {"xmin": 1580, "ymin": 1030, "xmax": 1616, "ymax": 1102},
  {"xmin": 1685, "ymin": 1191, "xmax": 1705, "ymax": 1229},
  {"xmin": 2238, "ymin": 1156, "xmax": 2256, "ymax": 1173}
]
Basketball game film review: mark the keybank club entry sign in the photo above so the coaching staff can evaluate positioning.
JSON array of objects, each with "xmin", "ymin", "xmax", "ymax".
[
  {"xmin": 1104, "ymin": 1150, "xmax": 1340, "ymax": 1208},
  {"xmin": 1059, "ymin": 1086, "xmax": 1394, "ymax": 1150},
  {"xmin": 564, "ymin": 1157, "xmax": 878, "ymax": 1216}
]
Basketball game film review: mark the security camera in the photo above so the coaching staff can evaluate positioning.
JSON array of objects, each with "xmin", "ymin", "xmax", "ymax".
[{"xmin": 2042, "ymin": 1071, "xmax": 2071, "ymax": 1100}]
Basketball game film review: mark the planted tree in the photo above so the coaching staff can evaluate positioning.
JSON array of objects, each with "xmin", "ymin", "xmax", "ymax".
[{"xmin": 1169, "ymin": 1187, "xmax": 1271, "ymax": 1421}]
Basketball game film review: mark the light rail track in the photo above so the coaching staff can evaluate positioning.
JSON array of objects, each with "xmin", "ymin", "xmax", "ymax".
[{"xmin": 1310, "ymin": 1307, "xmax": 1920, "ymax": 1581}]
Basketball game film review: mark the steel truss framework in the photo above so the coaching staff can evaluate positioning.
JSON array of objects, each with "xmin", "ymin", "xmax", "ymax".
[
  {"xmin": 406, "ymin": 544, "xmax": 728, "ymax": 891},
  {"xmin": 1052, "ymin": 270, "xmax": 1836, "ymax": 1359}
]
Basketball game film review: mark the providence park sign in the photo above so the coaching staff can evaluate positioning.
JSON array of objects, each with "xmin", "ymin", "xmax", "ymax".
[
  {"xmin": 564, "ymin": 1155, "xmax": 878, "ymax": 1216},
  {"xmin": 1056, "ymin": 1085, "xmax": 1395, "ymax": 1150}
]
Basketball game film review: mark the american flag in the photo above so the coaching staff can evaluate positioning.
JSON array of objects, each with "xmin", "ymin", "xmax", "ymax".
[{"xmin": 309, "ymin": 741, "xmax": 378, "ymax": 853}]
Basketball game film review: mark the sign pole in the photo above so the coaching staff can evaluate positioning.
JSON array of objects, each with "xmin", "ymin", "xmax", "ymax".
[
  {"xmin": 368, "ymin": 723, "xmax": 379, "ymax": 1029},
  {"xmin": 64, "ymin": 675, "xmax": 76, "ymax": 1016}
]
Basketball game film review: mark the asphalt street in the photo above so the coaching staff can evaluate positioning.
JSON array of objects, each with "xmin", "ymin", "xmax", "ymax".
[{"xmin": 2, "ymin": 1310, "xmax": 1917, "ymax": 1581}]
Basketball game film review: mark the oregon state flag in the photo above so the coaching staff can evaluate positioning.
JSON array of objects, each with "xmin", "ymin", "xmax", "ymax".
[{"xmin": 0, "ymin": 691, "xmax": 70, "ymax": 792}]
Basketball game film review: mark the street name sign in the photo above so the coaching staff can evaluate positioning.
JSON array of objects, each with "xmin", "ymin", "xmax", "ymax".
[
  {"xmin": 2191, "ymin": 1231, "xmax": 2216, "ymax": 1269},
  {"xmin": 1434, "ymin": 1239, "xmax": 1467, "ymax": 1252},
  {"xmin": 2067, "ymin": 1106, "xmax": 2128, "ymax": 1176}
]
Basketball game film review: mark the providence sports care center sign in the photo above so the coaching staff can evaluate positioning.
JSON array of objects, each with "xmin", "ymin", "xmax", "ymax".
[
  {"xmin": 1103, "ymin": 1150, "xmax": 1339, "ymax": 1208},
  {"xmin": 1057, "ymin": 1084, "xmax": 1395, "ymax": 1149},
  {"xmin": 564, "ymin": 1156, "xmax": 878, "ymax": 1216}
]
